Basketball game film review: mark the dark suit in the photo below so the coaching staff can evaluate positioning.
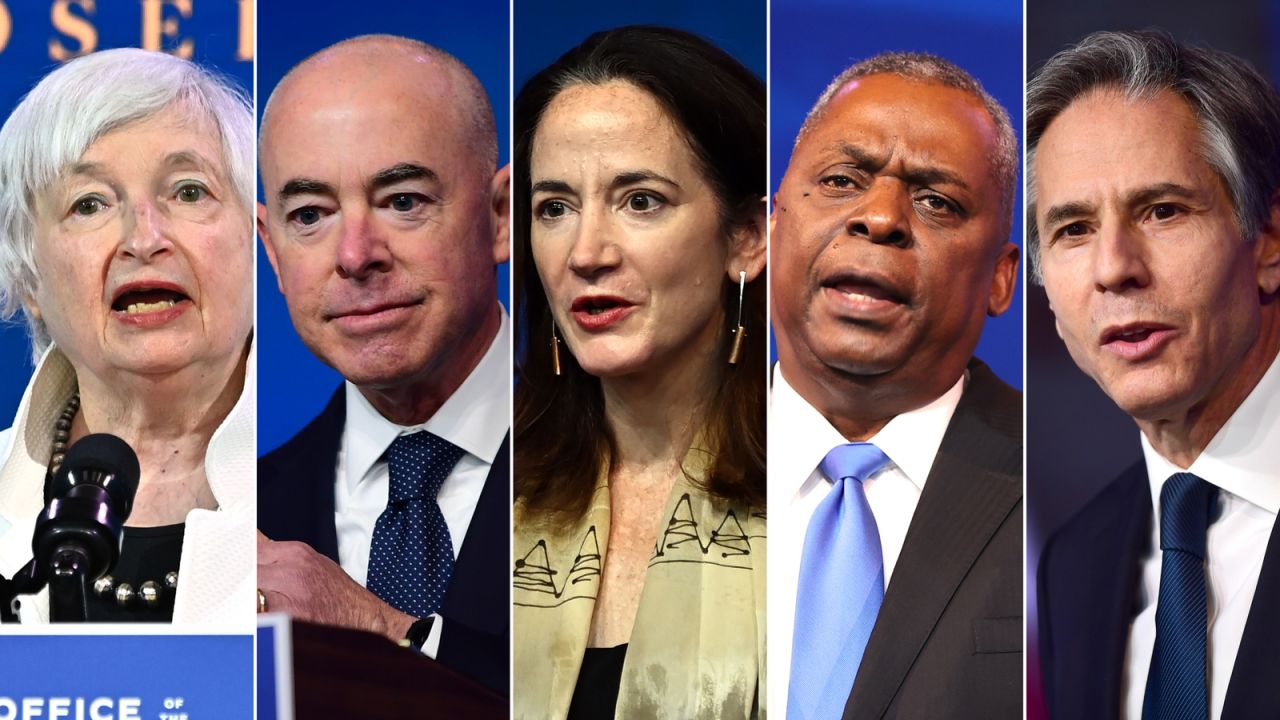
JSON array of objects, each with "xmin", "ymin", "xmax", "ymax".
[
  {"xmin": 1038, "ymin": 462, "xmax": 1280, "ymax": 720},
  {"xmin": 842, "ymin": 359, "xmax": 1023, "ymax": 719},
  {"xmin": 259, "ymin": 387, "xmax": 511, "ymax": 696}
]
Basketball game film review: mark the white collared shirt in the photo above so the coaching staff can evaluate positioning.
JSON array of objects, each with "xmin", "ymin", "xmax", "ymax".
[
  {"xmin": 768, "ymin": 363, "xmax": 965, "ymax": 717},
  {"xmin": 1123, "ymin": 353, "xmax": 1280, "ymax": 720},
  {"xmin": 333, "ymin": 307, "xmax": 510, "ymax": 654}
]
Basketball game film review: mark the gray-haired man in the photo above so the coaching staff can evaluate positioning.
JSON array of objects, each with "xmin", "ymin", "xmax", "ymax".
[
  {"xmin": 1033, "ymin": 30, "xmax": 1280, "ymax": 719},
  {"xmin": 770, "ymin": 52, "xmax": 1022, "ymax": 719}
]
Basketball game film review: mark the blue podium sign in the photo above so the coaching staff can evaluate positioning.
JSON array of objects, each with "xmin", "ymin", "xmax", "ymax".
[
  {"xmin": 255, "ymin": 615, "xmax": 294, "ymax": 720},
  {"xmin": 0, "ymin": 634, "xmax": 251, "ymax": 719}
]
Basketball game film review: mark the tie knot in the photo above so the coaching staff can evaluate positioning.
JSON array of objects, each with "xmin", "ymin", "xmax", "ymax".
[
  {"xmin": 819, "ymin": 442, "xmax": 891, "ymax": 486},
  {"xmin": 1158, "ymin": 472, "xmax": 1217, "ymax": 558},
  {"xmin": 386, "ymin": 431, "xmax": 465, "ymax": 503}
]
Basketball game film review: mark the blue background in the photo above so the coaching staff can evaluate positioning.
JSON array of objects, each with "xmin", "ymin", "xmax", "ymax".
[
  {"xmin": 256, "ymin": 0, "xmax": 510, "ymax": 454},
  {"xmin": 0, "ymin": 634, "xmax": 251, "ymax": 716},
  {"xmin": 514, "ymin": 0, "xmax": 766, "ymax": 88},
  {"xmin": 770, "ymin": 0, "xmax": 1024, "ymax": 388},
  {"xmin": 0, "ymin": 3, "xmax": 252, "ymax": 430}
]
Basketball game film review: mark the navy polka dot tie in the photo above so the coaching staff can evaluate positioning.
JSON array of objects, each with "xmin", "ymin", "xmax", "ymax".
[{"xmin": 366, "ymin": 431, "xmax": 465, "ymax": 618}]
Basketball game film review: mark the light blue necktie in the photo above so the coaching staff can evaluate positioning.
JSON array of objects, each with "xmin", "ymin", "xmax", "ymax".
[
  {"xmin": 366, "ymin": 431, "xmax": 465, "ymax": 618},
  {"xmin": 1142, "ymin": 472, "xmax": 1217, "ymax": 720},
  {"xmin": 788, "ymin": 442, "xmax": 892, "ymax": 720}
]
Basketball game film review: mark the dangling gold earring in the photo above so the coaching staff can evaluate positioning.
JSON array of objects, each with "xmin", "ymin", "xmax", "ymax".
[
  {"xmin": 550, "ymin": 321, "xmax": 563, "ymax": 376},
  {"xmin": 729, "ymin": 270, "xmax": 747, "ymax": 365}
]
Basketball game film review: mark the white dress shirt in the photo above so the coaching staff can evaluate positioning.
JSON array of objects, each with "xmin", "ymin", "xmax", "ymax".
[
  {"xmin": 768, "ymin": 363, "xmax": 965, "ymax": 717},
  {"xmin": 1123, "ymin": 353, "xmax": 1280, "ymax": 720},
  {"xmin": 333, "ymin": 308, "xmax": 510, "ymax": 655}
]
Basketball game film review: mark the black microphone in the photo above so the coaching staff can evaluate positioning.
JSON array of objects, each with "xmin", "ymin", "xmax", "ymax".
[{"xmin": 32, "ymin": 433, "xmax": 140, "ymax": 620}]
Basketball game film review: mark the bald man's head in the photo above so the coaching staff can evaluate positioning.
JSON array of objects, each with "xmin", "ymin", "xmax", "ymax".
[
  {"xmin": 260, "ymin": 34, "xmax": 498, "ymax": 176},
  {"xmin": 255, "ymin": 33, "xmax": 511, "ymax": 405}
]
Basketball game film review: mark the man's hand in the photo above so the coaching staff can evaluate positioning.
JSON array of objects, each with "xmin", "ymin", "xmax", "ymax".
[{"xmin": 257, "ymin": 531, "xmax": 416, "ymax": 643}]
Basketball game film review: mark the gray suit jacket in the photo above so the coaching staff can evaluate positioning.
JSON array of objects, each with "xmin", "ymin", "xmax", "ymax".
[{"xmin": 842, "ymin": 359, "xmax": 1023, "ymax": 719}]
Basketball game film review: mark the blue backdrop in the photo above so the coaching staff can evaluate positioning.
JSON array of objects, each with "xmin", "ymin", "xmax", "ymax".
[
  {"xmin": 770, "ymin": 0, "xmax": 1024, "ymax": 388},
  {"xmin": 515, "ymin": 0, "xmax": 766, "ymax": 88},
  {"xmin": 0, "ymin": 3, "xmax": 252, "ymax": 438},
  {"xmin": 256, "ymin": 0, "xmax": 510, "ymax": 454}
]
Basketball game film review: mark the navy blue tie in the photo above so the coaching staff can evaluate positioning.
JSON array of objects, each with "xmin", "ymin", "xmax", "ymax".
[
  {"xmin": 1142, "ymin": 472, "xmax": 1218, "ymax": 720},
  {"xmin": 366, "ymin": 431, "xmax": 465, "ymax": 618},
  {"xmin": 788, "ymin": 443, "xmax": 892, "ymax": 720}
]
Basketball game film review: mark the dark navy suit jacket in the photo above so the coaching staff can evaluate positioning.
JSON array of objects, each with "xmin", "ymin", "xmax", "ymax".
[
  {"xmin": 1038, "ymin": 462, "xmax": 1280, "ymax": 719},
  {"xmin": 259, "ymin": 387, "xmax": 510, "ymax": 696}
]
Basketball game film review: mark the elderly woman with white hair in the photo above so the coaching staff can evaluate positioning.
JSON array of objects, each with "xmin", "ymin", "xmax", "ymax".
[{"xmin": 0, "ymin": 48, "xmax": 255, "ymax": 624}]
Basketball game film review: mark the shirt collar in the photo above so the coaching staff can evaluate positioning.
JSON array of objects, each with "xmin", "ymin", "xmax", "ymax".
[
  {"xmin": 771, "ymin": 363, "xmax": 965, "ymax": 494},
  {"xmin": 0, "ymin": 345, "xmax": 78, "ymax": 525},
  {"xmin": 1141, "ymin": 350, "xmax": 1280, "ymax": 514},
  {"xmin": 344, "ymin": 306, "xmax": 510, "ymax": 491}
]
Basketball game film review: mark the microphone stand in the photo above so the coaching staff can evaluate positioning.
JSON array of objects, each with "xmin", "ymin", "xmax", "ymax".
[
  {"xmin": 0, "ymin": 559, "xmax": 41, "ymax": 622},
  {"xmin": 0, "ymin": 545, "xmax": 93, "ymax": 620},
  {"xmin": 1, "ymin": 434, "xmax": 140, "ymax": 624},
  {"xmin": 0, "ymin": 547, "xmax": 94, "ymax": 623},
  {"xmin": 48, "ymin": 545, "xmax": 91, "ymax": 622}
]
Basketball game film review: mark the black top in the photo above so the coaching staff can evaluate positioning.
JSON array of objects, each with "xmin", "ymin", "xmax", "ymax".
[
  {"xmin": 41, "ymin": 463, "xmax": 184, "ymax": 623},
  {"xmin": 567, "ymin": 644, "xmax": 628, "ymax": 720},
  {"xmin": 84, "ymin": 523, "xmax": 184, "ymax": 622}
]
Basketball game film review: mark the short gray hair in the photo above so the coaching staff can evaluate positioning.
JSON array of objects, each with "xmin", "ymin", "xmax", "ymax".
[
  {"xmin": 1026, "ymin": 30, "xmax": 1280, "ymax": 283},
  {"xmin": 0, "ymin": 48, "xmax": 254, "ymax": 361},
  {"xmin": 797, "ymin": 52, "xmax": 1020, "ymax": 239}
]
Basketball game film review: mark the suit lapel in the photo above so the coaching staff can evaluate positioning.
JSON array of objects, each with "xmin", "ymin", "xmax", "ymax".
[
  {"xmin": 441, "ymin": 434, "xmax": 510, "ymax": 636},
  {"xmin": 257, "ymin": 385, "xmax": 345, "ymax": 560},
  {"xmin": 844, "ymin": 362, "xmax": 1021, "ymax": 719},
  {"xmin": 1040, "ymin": 464, "xmax": 1149, "ymax": 719},
  {"xmin": 305, "ymin": 389, "xmax": 345, "ymax": 558},
  {"xmin": 1222, "ymin": 516, "xmax": 1280, "ymax": 718}
]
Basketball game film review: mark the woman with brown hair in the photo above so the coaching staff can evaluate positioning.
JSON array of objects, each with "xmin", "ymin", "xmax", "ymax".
[{"xmin": 513, "ymin": 25, "xmax": 766, "ymax": 719}]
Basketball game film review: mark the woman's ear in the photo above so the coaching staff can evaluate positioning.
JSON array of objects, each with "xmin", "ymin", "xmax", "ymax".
[
  {"xmin": 726, "ymin": 195, "xmax": 767, "ymax": 283},
  {"xmin": 23, "ymin": 291, "xmax": 42, "ymax": 322}
]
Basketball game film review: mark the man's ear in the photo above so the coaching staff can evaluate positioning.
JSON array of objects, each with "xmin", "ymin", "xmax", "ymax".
[
  {"xmin": 726, "ymin": 196, "xmax": 768, "ymax": 283},
  {"xmin": 768, "ymin": 193, "xmax": 778, "ymax": 247},
  {"xmin": 1255, "ymin": 190, "xmax": 1280, "ymax": 295},
  {"xmin": 490, "ymin": 163, "xmax": 511, "ymax": 265},
  {"xmin": 257, "ymin": 202, "xmax": 285, "ymax": 294},
  {"xmin": 987, "ymin": 242, "xmax": 1020, "ymax": 316}
]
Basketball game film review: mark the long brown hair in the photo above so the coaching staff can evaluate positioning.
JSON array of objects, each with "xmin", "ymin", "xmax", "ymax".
[{"xmin": 513, "ymin": 26, "xmax": 766, "ymax": 522}]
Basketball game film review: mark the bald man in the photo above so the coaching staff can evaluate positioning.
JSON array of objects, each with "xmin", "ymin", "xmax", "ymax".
[{"xmin": 255, "ymin": 35, "xmax": 510, "ymax": 694}]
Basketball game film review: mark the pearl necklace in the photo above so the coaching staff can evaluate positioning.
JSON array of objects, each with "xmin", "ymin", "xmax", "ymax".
[{"xmin": 48, "ymin": 392, "xmax": 79, "ymax": 479}]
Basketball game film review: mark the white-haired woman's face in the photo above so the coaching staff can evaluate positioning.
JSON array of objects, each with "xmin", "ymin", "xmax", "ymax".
[{"xmin": 27, "ymin": 104, "xmax": 252, "ymax": 381}]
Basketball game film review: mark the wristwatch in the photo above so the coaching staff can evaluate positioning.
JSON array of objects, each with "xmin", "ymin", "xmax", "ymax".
[{"xmin": 402, "ymin": 615, "xmax": 435, "ymax": 650}]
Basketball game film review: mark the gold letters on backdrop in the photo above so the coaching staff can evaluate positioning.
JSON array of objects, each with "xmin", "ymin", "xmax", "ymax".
[
  {"xmin": 49, "ymin": 0, "xmax": 97, "ymax": 60},
  {"xmin": 0, "ymin": 0, "xmax": 254, "ymax": 61}
]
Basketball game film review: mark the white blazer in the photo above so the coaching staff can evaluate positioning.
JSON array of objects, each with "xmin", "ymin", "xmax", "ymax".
[{"xmin": 0, "ymin": 342, "xmax": 256, "ymax": 630}]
